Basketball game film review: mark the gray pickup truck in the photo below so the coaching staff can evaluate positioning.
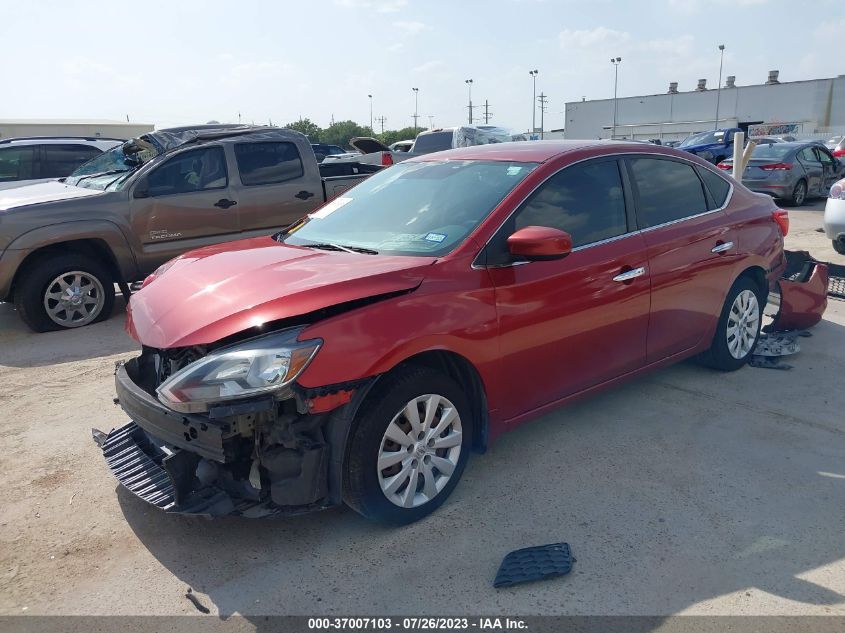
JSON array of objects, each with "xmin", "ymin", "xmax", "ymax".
[{"xmin": 0, "ymin": 125, "xmax": 381, "ymax": 332}]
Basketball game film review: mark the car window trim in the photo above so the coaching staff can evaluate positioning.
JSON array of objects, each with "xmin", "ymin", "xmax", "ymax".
[
  {"xmin": 473, "ymin": 151, "xmax": 733, "ymax": 269},
  {"xmin": 145, "ymin": 144, "xmax": 229, "ymax": 198},
  {"xmin": 624, "ymin": 154, "xmax": 728, "ymax": 232}
]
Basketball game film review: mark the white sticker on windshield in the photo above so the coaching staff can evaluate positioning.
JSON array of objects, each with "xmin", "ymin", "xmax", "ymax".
[
  {"xmin": 310, "ymin": 196, "xmax": 352, "ymax": 219},
  {"xmin": 424, "ymin": 232, "xmax": 446, "ymax": 243},
  {"xmin": 507, "ymin": 166, "xmax": 524, "ymax": 176}
]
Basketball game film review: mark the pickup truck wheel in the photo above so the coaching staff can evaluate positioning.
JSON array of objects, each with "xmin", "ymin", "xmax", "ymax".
[
  {"xmin": 343, "ymin": 366, "xmax": 472, "ymax": 525},
  {"xmin": 698, "ymin": 277, "xmax": 763, "ymax": 371},
  {"xmin": 14, "ymin": 254, "xmax": 115, "ymax": 332}
]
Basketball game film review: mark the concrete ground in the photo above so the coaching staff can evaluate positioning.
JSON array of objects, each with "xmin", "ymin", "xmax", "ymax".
[{"xmin": 1, "ymin": 199, "xmax": 843, "ymax": 617}]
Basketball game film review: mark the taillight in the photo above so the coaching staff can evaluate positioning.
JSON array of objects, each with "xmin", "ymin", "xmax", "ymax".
[
  {"xmin": 759, "ymin": 162, "xmax": 792, "ymax": 171},
  {"xmin": 833, "ymin": 149, "xmax": 845, "ymax": 158},
  {"xmin": 380, "ymin": 152, "xmax": 394, "ymax": 166},
  {"xmin": 772, "ymin": 209, "xmax": 789, "ymax": 236},
  {"xmin": 716, "ymin": 162, "xmax": 732, "ymax": 170}
]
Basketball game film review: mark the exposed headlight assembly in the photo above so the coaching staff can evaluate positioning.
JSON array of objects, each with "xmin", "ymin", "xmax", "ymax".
[
  {"xmin": 156, "ymin": 329, "xmax": 321, "ymax": 413},
  {"xmin": 830, "ymin": 180, "xmax": 845, "ymax": 200}
]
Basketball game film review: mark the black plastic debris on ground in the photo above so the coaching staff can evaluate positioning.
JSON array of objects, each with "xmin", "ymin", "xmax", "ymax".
[{"xmin": 493, "ymin": 543, "xmax": 574, "ymax": 588}]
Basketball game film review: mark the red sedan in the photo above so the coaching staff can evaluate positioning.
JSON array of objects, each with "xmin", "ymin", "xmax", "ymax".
[{"xmin": 97, "ymin": 140, "xmax": 788, "ymax": 524}]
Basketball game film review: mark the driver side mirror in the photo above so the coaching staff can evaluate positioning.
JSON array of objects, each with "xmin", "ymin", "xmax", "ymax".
[
  {"xmin": 133, "ymin": 178, "xmax": 150, "ymax": 199},
  {"xmin": 507, "ymin": 226, "xmax": 573, "ymax": 261}
]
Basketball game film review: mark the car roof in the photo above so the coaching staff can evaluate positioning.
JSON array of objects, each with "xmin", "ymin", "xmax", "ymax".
[
  {"xmin": 409, "ymin": 139, "xmax": 661, "ymax": 163},
  {"xmin": 0, "ymin": 136, "xmax": 124, "ymax": 145}
]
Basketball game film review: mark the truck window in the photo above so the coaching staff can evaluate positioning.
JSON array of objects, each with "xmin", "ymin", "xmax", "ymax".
[
  {"xmin": 0, "ymin": 146, "xmax": 36, "ymax": 182},
  {"xmin": 41, "ymin": 144, "xmax": 102, "ymax": 179},
  {"xmin": 411, "ymin": 132, "xmax": 454, "ymax": 155},
  {"xmin": 147, "ymin": 146, "xmax": 228, "ymax": 196},
  {"xmin": 234, "ymin": 142, "xmax": 303, "ymax": 186}
]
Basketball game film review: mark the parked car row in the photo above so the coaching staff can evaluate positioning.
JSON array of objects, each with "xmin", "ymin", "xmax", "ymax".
[
  {"xmin": 716, "ymin": 141, "xmax": 845, "ymax": 206},
  {"xmin": 0, "ymin": 125, "xmax": 382, "ymax": 331}
]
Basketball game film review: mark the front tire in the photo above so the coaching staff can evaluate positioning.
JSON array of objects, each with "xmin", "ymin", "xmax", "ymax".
[
  {"xmin": 343, "ymin": 366, "xmax": 472, "ymax": 525},
  {"xmin": 833, "ymin": 238, "xmax": 845, "ymax": 255},
  {"xmin": 698, "ymin": 277, "xmax": 763, "ymax": 371},
  {"xmin": 13, "ymin": 253, "xmax": 115, "ymax": 332}
]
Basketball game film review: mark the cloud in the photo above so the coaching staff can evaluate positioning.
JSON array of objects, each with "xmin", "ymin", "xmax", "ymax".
[
  {"xmin": 668, "ymin": 0, "xmax": 769, "ymax": 13},
  {"xmin": 559, "ymin": 26, "xmax": 630, "ymax": 50},
  {"xmin": 335, "ymin": 0, "xmax": 408, "ymax": 12},
  {"xmin": 392, "ymin": 20, "xmax": 427, "ymax": 35},
  {"xmin": 412, "ymin": 60, "xmax": 445, "ymax": 74}
]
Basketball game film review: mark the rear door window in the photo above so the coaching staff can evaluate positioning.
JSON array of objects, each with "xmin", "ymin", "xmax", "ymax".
[
  {"xmin": 629, "ymin": 157, "xmax": 709, "ymax": 227},
  {"xmin": 234, "ymin": 142, "xmax": 303, "ymax": 186},
  {"xmin": 696, "ymin": 166, "xmax": 731, "ymax": 209},
  {"xmin": 798, "ymin": 147, "xmax": 820, "ymax": 164},
  {"xmin": 0, "ymin": 146, "xmax": 36, "ymax": 181},
  {"xmin": 41, "ymin": 144, "xmax": 102, "ymax": 178},
  {"xmin": 147, "ymin": 146, "xmax": 228, "ymax": 196}
]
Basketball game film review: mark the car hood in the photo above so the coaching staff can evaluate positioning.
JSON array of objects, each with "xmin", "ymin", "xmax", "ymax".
[
  {"xmin": 127, "ymin": 236, "xmax": 436, "ymax": 348},
  {"xmin": 0, "ymin": 180, "xmax": 104, "ymax": 211}
]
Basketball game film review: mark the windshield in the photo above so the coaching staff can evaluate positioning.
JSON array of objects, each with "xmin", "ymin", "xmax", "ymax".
[
  {"xmin": 412, "ymin": 131, "xmax": 455, "ymax": 155},
  {"xmin": 279, "ymin": 159, "xmax": 538, "ymax": 257},
  {"xmin": 66, "ymin": 142, "xmax": 158, "ymax": 191},
  {"xmin": 679, "ymin": 130, "xmax": 725, "ymax": 147},
  {"xmin": 751, "ymin": 144, "xmax": 793, "ymax": 160}
]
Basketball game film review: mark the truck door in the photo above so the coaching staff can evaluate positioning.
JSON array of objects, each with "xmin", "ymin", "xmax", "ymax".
[
  {"xmin": 230, "ymin": 140, "xmax": 323, "ymax": 236},
  {"xmin": 130, "ymin": 145, "xmax": 240, "ymax": 272}
]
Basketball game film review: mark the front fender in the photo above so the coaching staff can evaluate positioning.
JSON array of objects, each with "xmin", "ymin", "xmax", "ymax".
[{"xmin": 6, "ymin": 219, "xmax": 138, "ymax": 281}]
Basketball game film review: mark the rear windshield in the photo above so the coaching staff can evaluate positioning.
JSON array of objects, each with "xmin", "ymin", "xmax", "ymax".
[
  {"xmin": 412, "ymin": 131, "xmax": 454, "ymax": 155},
  {"xmin": 751, "ymin": 144, "xmax": 793, "ymax": 159}
]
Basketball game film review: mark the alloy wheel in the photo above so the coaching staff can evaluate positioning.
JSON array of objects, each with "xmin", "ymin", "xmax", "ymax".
[
  {"xmin": 43, "ymin": 271, "xmax": 106, "ymax": 328},
  {"xmin": 793, "ymin": 181, "xmax": 806, "ymax": 206},
  {"xmin": 377, "ymin": 394, "xmax": 463, "ymax": 508},
  {"xmin": 726, "ymin": 289, "xmax": 759, "ymax": 359}
]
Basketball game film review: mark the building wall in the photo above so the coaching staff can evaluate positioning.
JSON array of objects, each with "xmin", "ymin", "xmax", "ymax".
[
  {"xmin": 0, "ymin": 120, "xmax": 154, "ymax": 140},
  {"xmin": 564, "ymin": 76, "xmax": 845, "ymax": 141}
]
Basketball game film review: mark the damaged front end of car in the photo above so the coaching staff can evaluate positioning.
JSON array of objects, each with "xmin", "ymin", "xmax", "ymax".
[{"xmin": 93, "ymin": 327, "xmax": 369, "ymax": 517}]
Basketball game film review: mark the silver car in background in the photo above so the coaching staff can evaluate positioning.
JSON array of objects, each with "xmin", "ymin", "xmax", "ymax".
[
  {"xmin": 825, "ymin": 178, "xmax": 845, "ymax": 254},
  {"xmin": 717, "ymin": 141, "xmax": 845, "ymax": 206}
]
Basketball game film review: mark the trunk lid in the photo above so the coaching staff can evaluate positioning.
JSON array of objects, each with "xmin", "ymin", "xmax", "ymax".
[{"xmin": 348, "ymin": 137, "xmax": 391, "ymax": 154}]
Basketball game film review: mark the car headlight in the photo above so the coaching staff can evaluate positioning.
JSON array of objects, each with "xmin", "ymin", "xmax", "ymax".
[
  {"xmin": 156, "ymin": 329, "xmax": 321, "ymax": 413},
  {"xmin": 831, "ymin": 180, "xmax": 845, "ymax": 200}
]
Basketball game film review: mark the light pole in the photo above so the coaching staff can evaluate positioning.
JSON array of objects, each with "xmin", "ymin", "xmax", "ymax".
[
  {"xmin": 465, "ymin": 79, "xmax": 473, "ymax": 124},
  {"xmin": 610, "ymin": 57, "xmax": 621, "ymax": 139},
  {"xmin": 368, "ymin": 94, "xmax": 373, "ymax": 132},
  {"xmin": 714, "ymin": 44, "xmax": 725, "ymax": 130},
  {"xmin": 529, "ymin": 69, "xmax": 538, "ymax": 135},
  {"xmin": 412, "ymin": 87, "xmax": 419, "ymax": 135}
]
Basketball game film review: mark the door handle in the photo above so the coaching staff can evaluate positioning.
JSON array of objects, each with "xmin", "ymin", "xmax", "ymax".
[
  {"xmin": 295, "ymin": 190, "xmax": 315, "ymax": 200},
  {"xmin": 711, "ymin": 241, "xmax": 734, "ymax": 254},
  {"xmin": 612, "ymin": 266, "xmax": 646, "ymax": 282},
  {"xmin": 214, "ymin": 198, "xmax": 237, "ymax": 209}
]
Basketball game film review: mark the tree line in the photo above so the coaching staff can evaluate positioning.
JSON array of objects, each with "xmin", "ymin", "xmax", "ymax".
[{"xmin": 284, "ymin": 118, "xmax": 421, "ymax": 148}]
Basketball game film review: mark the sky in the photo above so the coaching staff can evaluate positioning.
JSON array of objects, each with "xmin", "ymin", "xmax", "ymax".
[{"xmin": 2, "ymin": 0, "xmax": 843, "ymax": 134}]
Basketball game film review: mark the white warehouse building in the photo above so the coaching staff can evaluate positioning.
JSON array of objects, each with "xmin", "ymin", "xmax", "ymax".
[{"xmin": 563, "ymin": 72, "xmax": 845, "ymax": 142}]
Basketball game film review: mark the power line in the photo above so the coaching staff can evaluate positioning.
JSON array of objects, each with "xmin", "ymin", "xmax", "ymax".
[{"xmin": 375, "ymin": 115, "xmax": 387, "ymax": 134}]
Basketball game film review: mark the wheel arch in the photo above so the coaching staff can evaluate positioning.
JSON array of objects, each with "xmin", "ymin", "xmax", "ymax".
[{"xmin": 735, "ymin": 264, "xmax": 768, "ymax": 298}]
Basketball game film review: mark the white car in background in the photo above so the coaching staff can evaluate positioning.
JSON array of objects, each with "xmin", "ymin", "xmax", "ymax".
[
  {"xmin": 0, "ymin": 136, "xmax": 123, "ymax": 190},
  {"xmin": 825, "ymin": 178, "xmax": 845, "ymax": 254}
]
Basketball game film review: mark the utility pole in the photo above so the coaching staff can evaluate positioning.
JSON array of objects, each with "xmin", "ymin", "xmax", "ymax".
[
  {"xmin": 238, "ymin": 111, "xmax": 241, "ymax": 124},
  {"xmin": 715, "ymin": 44, "xmax": 725, "ymax": 130},
  {"xmin": 376, "ymin": 116, "xmax": 387, "ymax": 134},
  {"xmin": 483, "ymin": 100, "xmax": 492, "ymax": 124},
  {"xmin": 412, "ymin": 87, "xmax": 419, "ymax": 135},
  {"xmin": 529, "ymin": 69, "xmax": 538, "ymax": 134},
  {"xmin": 465, "ymin": 79, "xmax": 473, "ymax": 124},
  {"xmin": 427, "ymin": 115, "xmax": 435, "ymax": 129},
  {"xmin": 537, "ymin": 93, "xmax": 548, "ymax": 139},
  {"xmin": 367, "ymin": 95, "xmax": 373, "ymax": 132}
]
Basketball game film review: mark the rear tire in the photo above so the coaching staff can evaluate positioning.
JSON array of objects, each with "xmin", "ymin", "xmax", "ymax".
[
  {"xmin": 343, "ymin": 366, "xmax": 472, "ymax": 525},
  {"xmin": 833, "ymin": 238, "xmax": 845, "ymax": 255},
  {"xmin": 698, "ymin": 276, "xmax": 763, "ymax": 371},
  {"xmin": 786, "ymin": 179, "xmax": 807, "ymax": 207},
  {"xmin": 13, "ymin": 253, "xmax": 115, "ymax": 332}
]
